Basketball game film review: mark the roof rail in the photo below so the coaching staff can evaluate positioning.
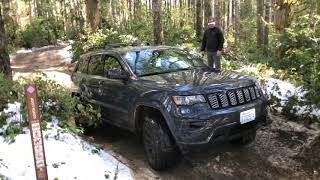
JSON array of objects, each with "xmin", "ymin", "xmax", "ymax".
[{"xmin": 87, "ymin": 41, "xmax": 151, "ymax": 51}]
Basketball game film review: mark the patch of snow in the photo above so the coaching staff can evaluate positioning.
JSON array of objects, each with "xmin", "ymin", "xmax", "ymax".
[
  {"xmin": 31, "ymin": 45, "xmax": 56, "ymax": 52},
  {"xmin": 263, "ymin": 78, "xmax": 304, "ymax": 101},
  {"xmin": 13, "ymin": 71, "xmax": 73, "ymax": 89},
  {"xmin": 230, "ymin": 60, "xmax": 319, "ymax": 119},
  {"xmin": 15, "ymin": 49, "xmax": 33, "ymax": 54},
  {"xmin": 43, "ymin": 71, "xmax": 72, "ymax": 88},
  {"xmin": 0, "ymin": 104, "xmax": 133, "ymax": 180},
  {"xmin": 57, "ymin": 45, "xmax": 73, "ymax": 64},
  {"xmin": 240, "ymin": 65, "xmax": 260, "ymax": 74}
]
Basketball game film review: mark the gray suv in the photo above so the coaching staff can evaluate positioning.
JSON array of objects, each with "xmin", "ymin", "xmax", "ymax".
[{"xmin": 71, "ymin": 45, "xmax": 268, "ymax": 170}]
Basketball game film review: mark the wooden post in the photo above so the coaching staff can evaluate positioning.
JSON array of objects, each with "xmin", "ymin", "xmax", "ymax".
[{"xmin": 25, "ymin": 84, "xmax": 48, "ymax": 180}]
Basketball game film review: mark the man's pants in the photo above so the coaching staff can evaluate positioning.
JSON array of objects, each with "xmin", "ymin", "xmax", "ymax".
[{"xmin": 207, "ymin": 52, "xmax": 221, "ymax": 71}]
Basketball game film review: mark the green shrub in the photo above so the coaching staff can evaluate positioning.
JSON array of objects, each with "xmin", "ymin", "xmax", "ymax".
[
  {"xmin": 71, "ymin": 28, "xmax": 138, "ymax": 62},
  {"xmin": 275, "ymin": 15, "xmax": 320, "ymax": 107},
  {"xmin": 0, "ymin": 72, "xmax": 102, "ymax": 138},
  {"xmin": 16, "ymin": 73, "xmax": 102, "ymax": 130},
  {"xmin": 0, "ymin": 73, "xmax": 18, "ymax": 112},
  {"xmin": 20, "ymin": 17, "xmax": 64, "ymax": 48}
]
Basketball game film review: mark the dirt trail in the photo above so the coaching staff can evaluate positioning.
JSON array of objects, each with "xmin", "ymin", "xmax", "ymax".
[
  {"xmin": 11, "ymin": 46, "xmax": 320, "ymax": 180},
  {"xmin": 10, "ymin": 45, "xmax": 75, "ymax": 88}
]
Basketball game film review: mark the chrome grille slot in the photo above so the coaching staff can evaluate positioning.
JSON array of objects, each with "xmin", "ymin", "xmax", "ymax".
[
  {"xmin": 208, "ymin": 93, "xmax": 220, "ymax": 109},
  {"xmin": 228, "ymin": 91, "xmax": 237, "ymax": 106},
  {"xmin": 249, "ymin": 87, "xmax": 256, "ymax": 100},
  {"xmin": 218, "ymin": 92, "xmax": 229, "ymax": 107},
  {"xmin": 236, "ymin": 89, "xmax": 245, "ymax": 104},
  {"xmin": 243, "ymin": 88, "xmax": 251, "ymax": 102}
]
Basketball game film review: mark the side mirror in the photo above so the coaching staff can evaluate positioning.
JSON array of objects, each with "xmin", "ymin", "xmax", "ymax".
[{"xmin": 106, "ymin": 68, "xmax": 129, "ymax": 80}]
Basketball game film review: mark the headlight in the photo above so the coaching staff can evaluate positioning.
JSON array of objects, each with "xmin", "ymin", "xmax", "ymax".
[{"xmin": 172, "ymin": 95, "xmax": 206, "ymax": 105}]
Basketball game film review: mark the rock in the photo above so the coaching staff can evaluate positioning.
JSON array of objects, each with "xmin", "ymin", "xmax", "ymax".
[
  {"xmin": 215, "ymin": 156, "xmax": 220, "ymax": 163},
  {"xmin": 52, "ymin": 163, "xmax": 59, "ymax": 168}
]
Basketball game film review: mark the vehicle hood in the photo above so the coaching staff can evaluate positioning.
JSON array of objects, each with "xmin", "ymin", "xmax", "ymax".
[{"xmin": 138, "ymin": 68, "xmax": 256, "ymax": 93}]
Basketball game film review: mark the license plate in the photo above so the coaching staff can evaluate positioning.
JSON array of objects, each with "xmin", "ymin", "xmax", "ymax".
[{"xmin": 240, "ymin": 108, "xmax": 256, "ymax": 124}]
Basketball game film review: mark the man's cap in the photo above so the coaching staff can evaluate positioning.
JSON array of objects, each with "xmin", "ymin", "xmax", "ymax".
[{"xmin": 208, "ymin": 16, "xmax": 216, "ymax": 22}]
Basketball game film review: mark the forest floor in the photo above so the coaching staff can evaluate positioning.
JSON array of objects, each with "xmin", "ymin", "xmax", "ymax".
[{"xmin": 10, "ymin": 45, "xmax": 320, "ymax": 180}]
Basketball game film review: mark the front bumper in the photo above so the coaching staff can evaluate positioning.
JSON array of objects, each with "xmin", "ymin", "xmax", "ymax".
[{"xmin": 168, "ymin": 99, "xmax": 267, "ymax": 154}]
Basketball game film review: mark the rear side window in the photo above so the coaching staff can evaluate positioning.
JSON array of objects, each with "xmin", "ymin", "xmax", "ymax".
[
  {"xmin": 88, "ymin": 55, "xmax": 104, "ymax": 76},
  {"xmin": 77, "ymin": 55, "xmax": 90, "ymax": 73}
]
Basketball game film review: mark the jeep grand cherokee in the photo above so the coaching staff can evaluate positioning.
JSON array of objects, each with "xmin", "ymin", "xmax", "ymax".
[{"xmin": 71, "ymin": 45, "xmax": 268, "ymax": 170}]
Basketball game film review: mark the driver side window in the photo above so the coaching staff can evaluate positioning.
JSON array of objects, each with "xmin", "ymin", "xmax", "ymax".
[{"xmin": 103, "ymin": 55, "xmax": 122, "ymax": 72}]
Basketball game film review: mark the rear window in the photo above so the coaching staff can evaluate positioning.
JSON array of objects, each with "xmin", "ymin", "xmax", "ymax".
[
  {"xmin": 77, "ymin": 55, "xmax": 90, "ymax": 73},
  {"xmin": 87, "ymin": 55, "xmax": 104, "ymax": 76}
]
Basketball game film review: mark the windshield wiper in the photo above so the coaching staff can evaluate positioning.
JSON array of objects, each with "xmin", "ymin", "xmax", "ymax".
[{"xmin": 139, "ymin": 68, "xmax": 192, "ymax": 77}]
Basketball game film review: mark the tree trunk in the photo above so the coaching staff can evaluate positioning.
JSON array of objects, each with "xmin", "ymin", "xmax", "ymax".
[
  {"xmin": 256, "ymin": 0, "xmax": 264, "ymax": 47},
  {"xmin": 29, "ymin": 0, "xmax": 33, "ymax": 20},
  {"xmin": 242, "ymin": 0, "xmax": 253, "ymax": 18},
  {"xmin": 223, "ymin": 0, "xmax": 227, "ymax": 31},
  {"xmin": 111, "ymin": 0, "xmax": 117, "ymax": 25},
  {"xmin": 264, "ymin": 0, "xmax": 271, "ymax": 47},
  {"xmin": 227, "ymin": 0, "xmax": 232, "ymax": 31},
  {"xmin": 152, "ymin": 0, "xmax": 164, "ymax": 45},
  {"xmin": 134, "ymin": 0, "xmax": 141, "ymax": 18},
  {"xmin": 196, "ymin": 0, "xmax": 202, "ymax": 39},
  {"xmin": 0, "ymin": 8, "xmax": 12, "ymax": 80},
  {"xmin": 272, "ymin": 0, "xmax": 294, "ymax": 33},
  {"xmin": 35, "ymin": 0, "xmax": 43, "ymax": 16},
  {"xmin": 204, "ymin": 0, "xmax": 213, "ymax": 23},
  {"xmin": 214, "ymin": 0, "xmax": 221, "ymax": 26},
  {"xmin": 234, "ymin": 0, "xmax": 240, "ymax": 44},
  {"xmin": 85, "ymin": 0, "xmax": 101, "ymax": 31}
]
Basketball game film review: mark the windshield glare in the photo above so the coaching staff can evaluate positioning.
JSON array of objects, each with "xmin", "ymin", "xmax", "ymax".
[{"xmin": 123, "ymin": 49, "xmax": 207, "ymax": 76}]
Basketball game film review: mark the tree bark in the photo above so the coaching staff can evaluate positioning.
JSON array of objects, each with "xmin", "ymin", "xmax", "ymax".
[
  {"xmin": 264, "ymin": 0, "xmax": 271, "ymax": 47},
  {"xmin": 228, "ymin": 0, "xmax": 232, "ymax": 31},
  {"xmin": 111, "ymin": 0, "xmax": 118, "ymax": 25},
  {"xmin": 134, "ymin": 0, "xmax": 141, "ymax": 18},
  {"xmin": 242, "ymin": 0, "xmax": 253, "ymax": 18},
  {"xmin": 152, "ymin": 0, "xmax": 164, "ymax": 45},
  {"xmin": 85, "ymin": 0, "xmax": 101, "ymax": 31},
  {"xmin": 256, "ymin": 0, "xmax": 264, "ymax": 47},
  {"xmin": 196, "ymin": 0, "xmax": 203, "ymax": 39},
  {"xmin": 214, "ymin": 0, "xmax": 221, "ymax": 26},
  {"xmin": 0, "ymin": 8, "xmax": 12, "ymax": 80},
  {"xmin": 234, "ymin": 0, "xmax": 240, "ymax": 44},
  {"xmin": 204, "ymin": 0, "xmax": 213, "ymax": 23},
  {"xmin": 272, "ymin": 0, "xmax": 294, "ymax": 33}
]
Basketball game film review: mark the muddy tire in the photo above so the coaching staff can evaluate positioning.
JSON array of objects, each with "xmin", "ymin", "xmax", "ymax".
[
  {"xmin": 142, "ymin": 116, "xmax": 179, "ymax": 170},
  {"xmin": 230, "ymin": 130, "xmax": 257, "ymax": 146}
]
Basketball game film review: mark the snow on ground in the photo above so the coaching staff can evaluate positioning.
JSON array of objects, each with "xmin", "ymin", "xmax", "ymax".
[
  {"xmin": 57, "ymin": 45, "xmax": 73, "ymax": 64},
  {"xmin": 0, "ymin": 103, "xmax": 133, "ymax": 180}
]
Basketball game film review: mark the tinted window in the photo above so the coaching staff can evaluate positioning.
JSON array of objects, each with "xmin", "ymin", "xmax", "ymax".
[
  {"xmin": 123, "ymin": 49, "xmax": 207, "ymax": 76},
  {"xmin": 103, "ymin": 56, "xmax": 122, "ymax": 71},
  {"xmin": 88, "ymin": 55, "xmax": 103, "ymax": 76},
  {"xmin": 78, "ymin": 55, "xmax": 90, "ymax": 73}
]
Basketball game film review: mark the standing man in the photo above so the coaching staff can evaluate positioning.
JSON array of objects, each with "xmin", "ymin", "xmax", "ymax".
[{"xmin": 201, "ymin": 16, "xmax": 224, "ymax": 72}]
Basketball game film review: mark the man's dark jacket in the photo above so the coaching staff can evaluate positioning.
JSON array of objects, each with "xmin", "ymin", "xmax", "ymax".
[{"xmin": 201, "ymin": 27, "xmax": 224, "ymax": 52}]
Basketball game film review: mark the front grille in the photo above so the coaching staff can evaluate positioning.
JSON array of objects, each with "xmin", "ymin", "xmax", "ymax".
[{"xmin": 207, "ymin": 85, "xmax": 261, "ymax": 109}]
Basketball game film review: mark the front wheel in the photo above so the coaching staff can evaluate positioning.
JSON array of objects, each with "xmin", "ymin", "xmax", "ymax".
[{"xmin": 142, "ymin": 116, "xmax": 180, "ymax": 170}]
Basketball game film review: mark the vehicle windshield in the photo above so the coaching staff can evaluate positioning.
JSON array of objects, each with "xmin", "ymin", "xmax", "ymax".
[{"xmin": 122, "ymin": 49, "xmax": 208, "ymax": 76}]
